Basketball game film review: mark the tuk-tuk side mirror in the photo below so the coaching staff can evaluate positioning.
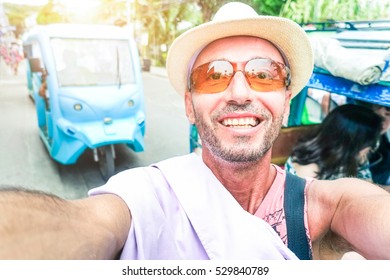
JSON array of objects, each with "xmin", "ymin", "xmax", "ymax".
[{"xmin": 29, "ymin": 58, "xmax": 44, "ymax": 73}]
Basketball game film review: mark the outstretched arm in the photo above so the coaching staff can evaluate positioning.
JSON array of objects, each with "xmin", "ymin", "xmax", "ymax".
[
  {"xmin": 311, "ymin": 179, "xmax": 390, "ymax": 260},
  {"xmin": 0, "ymin": 189, "xmax": 131, "ymax": 259}
]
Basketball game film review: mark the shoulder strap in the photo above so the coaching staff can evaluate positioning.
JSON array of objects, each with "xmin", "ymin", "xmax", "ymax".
[{"xmin": 284, "ymin": 172, "xmax": 312, "ymax": 260}]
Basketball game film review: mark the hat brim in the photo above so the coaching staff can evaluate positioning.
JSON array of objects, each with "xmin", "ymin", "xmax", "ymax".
[{"xmin": 166, "ymin": 16, "xmax": 314, "ymax": 98}]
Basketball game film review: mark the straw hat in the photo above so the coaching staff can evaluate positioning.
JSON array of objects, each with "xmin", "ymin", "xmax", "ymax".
[{"xmin": 166, "ymin": 2, "xmax": 313, "ymax": 98}]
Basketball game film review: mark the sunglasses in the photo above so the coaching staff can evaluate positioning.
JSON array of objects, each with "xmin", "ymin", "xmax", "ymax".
[{"xmin": 189, "ymin": 58, "xmax": 291, "ymax": 94}]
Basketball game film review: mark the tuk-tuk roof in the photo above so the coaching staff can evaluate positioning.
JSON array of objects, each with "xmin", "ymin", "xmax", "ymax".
[
  {"xmin": 305, "ymin": 22, "xmax": 390, "ymax": 107},
  {"xmin": 334, "ymin": 30, "xmax": 390, "ymax": 50}
]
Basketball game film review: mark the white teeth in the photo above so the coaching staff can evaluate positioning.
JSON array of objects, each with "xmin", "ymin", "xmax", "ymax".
[{"xmin": 222, "ymin": 117, "xmax": 259, "ymax": 128}]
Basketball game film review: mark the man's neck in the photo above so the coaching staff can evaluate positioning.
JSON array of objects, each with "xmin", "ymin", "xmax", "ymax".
[{"xmin": 202, "ymin": 151, "xmax": 276, "ymax": 214}]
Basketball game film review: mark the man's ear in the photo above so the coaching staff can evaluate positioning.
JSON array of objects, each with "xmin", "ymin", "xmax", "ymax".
[
  {"xmin": 283, "ymin": 90, "xmax": 293, "ymax": 126},
  {"xmin": 185, "ymin": 91, "xmax": 196, "ymax": 124}
]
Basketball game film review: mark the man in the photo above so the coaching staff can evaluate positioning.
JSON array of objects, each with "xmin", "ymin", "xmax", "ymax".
[{"xmin": 1, "ymin": 2, "xmax": 390, "ymax": 260}]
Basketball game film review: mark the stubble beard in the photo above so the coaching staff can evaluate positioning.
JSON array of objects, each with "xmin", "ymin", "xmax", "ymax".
[{"xmin": 194, "ymin": 105, "xmax": 284, "ymax": 163}]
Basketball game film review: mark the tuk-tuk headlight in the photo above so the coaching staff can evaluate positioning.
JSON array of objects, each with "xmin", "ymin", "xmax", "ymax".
[
  {"xmin": 73, "ymin": 103, "xmax": 83, "ymax": 111},
  {"xmin": 128, "ymin": 100, "xmax": 135, "ymax": 107},
  {"xmin": 104, "ymin": 117, "xmax": 113, "ymax": 124}
]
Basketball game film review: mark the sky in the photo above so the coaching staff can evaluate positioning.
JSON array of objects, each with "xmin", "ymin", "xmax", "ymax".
[{"xmin": 1, "ymin": 0, "xmax": 48, "ymax": 5}]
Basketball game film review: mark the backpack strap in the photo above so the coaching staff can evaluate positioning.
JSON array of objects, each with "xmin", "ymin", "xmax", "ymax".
[{"xmin": 284, "ymin": 172, "xmax": 312, "ymax": 260}]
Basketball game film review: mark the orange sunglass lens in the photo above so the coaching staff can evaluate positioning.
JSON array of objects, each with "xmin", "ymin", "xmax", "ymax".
[
  {"xmin": 248, "ymin": 77, "xmax": 286, "ymax": 91},
  {"xmin": 245, "ymin": 59, "xmax": 286, "ymax": 91},
  {"xmin": 191, "ymin": 61, "xmax": 233, "ymax": 93}
]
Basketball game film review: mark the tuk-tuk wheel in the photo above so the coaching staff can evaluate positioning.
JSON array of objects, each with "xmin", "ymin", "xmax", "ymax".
[{"xmin": 97, "ymin": 145, "xmax": 115, "ymax": 181}]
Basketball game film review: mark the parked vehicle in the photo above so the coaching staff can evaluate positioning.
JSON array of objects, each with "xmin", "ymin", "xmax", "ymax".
[{"xmin": 23, "ymin": 23, "xmax": 146, "ymax": 180}]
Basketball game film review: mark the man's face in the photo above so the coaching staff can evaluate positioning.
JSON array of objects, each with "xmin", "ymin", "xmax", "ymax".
[{"xmin": 185, "ymin": 36, "xmax": 292, "ymax": 163}]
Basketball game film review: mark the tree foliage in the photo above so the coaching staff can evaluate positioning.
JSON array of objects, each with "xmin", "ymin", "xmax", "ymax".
[
  {"xmin": 94, "ymin": 0, "xmax": 127, "ymax": 25},
  {"xmin": 133, "ymin": 0, "xmax": 201, "ymax": 65},
  {"xmin": 280, "ymin": 0, "xmax": 390, "ymax": 23},
  {"xmin": 36, "ymin": 0, "xmax": 68, "ymax": 25},
  {"xmin": 252, "ymin": 0, "xmax": 286, "ymax": 15},
  {"xmin": 3, "ymin": 3, "xmax": 40, "ymax": 38},
  {"xmin": 3, "ymin": 0, "xmax": 390, "ymax": 64}
]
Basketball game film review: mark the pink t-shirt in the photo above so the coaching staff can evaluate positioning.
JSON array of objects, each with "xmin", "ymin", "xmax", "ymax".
[{"xmin": 255, "ymin": 165, "xmax": 313, "ymax": 249}]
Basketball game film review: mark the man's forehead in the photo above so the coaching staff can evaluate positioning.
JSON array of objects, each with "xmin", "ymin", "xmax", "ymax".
[{"xmin": 194, "ymin": 36, "xmax": 285, "ymax": 66}]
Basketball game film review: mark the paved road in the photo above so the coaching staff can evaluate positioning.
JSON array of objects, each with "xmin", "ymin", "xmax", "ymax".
[{"xmin": 0, "ymin": 60, "xmax": 189, "ymax": 199}]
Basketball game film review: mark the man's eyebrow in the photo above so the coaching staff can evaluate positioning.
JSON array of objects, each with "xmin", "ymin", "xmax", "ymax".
[
  {"xmin": 204, "ymin": 56, "xmax": 271, "ymax": 62},
  {"xmin": 204, "ymin": 56, "xmax": 229, "ymax": 62}
]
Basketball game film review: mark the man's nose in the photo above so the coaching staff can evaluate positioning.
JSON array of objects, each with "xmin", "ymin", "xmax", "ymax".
[{"xmin": 225, "ymin": 71, "xmax": 253, "ymax": 104}]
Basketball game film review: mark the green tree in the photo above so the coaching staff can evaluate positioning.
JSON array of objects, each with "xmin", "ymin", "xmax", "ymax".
[
  {"xmin": 135, "ymin": 0, "xmax": 201, "ymax": 65},
  {"xmin": 3, "ymin": 3, "xmax": 40, "ymax": 38},
  {"xmin": 94, "ymin": 0, "xmax": 128, "ymax": 25},
  {"xmin": 280, "ymin": 0, "xmax": 390, "ymax": 23},
  {"xmin": 36, "ymin": 0, "xmax": 68, "ymax": 25},
  {"xmin": 197, "ymin": 0, "xmax": 226, "ymax": 22},
  {"xmin": 252, "ymin": 0, "xmax": 286, "ymax": 15}
]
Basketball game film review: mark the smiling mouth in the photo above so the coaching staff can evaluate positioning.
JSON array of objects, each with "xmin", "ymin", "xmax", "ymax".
[{"xmin": 221, "ymin": 117, "xmax": 260, "ymax": 128}]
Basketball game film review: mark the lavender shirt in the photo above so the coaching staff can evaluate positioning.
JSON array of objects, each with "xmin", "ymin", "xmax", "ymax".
[{"xmin": 88, "ymin": 153, "xmax": 298, "ymax": 260}]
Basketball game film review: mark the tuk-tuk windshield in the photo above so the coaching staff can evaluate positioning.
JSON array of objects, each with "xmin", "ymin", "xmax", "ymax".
[{"xmin": 51, "ymin": 38, "xmax": 136, "ymax": 87}]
